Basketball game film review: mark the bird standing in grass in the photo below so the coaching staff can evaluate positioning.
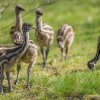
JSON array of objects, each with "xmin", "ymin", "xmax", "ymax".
[
  {"xmin": 35, "ymin": 8, "xmax": 54, "ymax": 67},
  {"xmin": 57, "ymin": 24, "xmax": 74, "ymax": 61}
]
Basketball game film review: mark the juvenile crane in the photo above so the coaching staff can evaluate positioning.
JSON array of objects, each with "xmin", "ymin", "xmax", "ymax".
[
  {"xmin": 57, "ymin": 24, "xmax": 74, "ymax": 61},
  {"xmin": 10, "ymin": 5, "xmax": 37, "ymax": 89},
  {"xmin": 0, "ymin": 23, "xmax": 32, "ymax": 93},
  {"xmin": 35, "ymin": 8, "xmax": 54, "ymax": 67}
]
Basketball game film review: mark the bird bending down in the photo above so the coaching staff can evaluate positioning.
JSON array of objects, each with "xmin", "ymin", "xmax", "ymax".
[
  {"xmin": 87, "ymin": 36, "xmax": 100, "ymax": 70},
  {"xmin": 57, "ymin": 24, "xmax": 74, "ymax": 61}
]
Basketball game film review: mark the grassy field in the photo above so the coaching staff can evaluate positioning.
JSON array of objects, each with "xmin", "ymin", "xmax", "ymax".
[{"xmin": 0, "ymin": 0, "xmax": 100, "ymax": 99}]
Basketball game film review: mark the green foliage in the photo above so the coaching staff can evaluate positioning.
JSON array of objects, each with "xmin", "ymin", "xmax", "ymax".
[
  {"xmin": 49, "ymin": 73, "xmax": 77, "ymax": 97},
  {"xmin": 78, "ymin": 71, "xmax": 100, "ymax": 94},
  {"xmin": 0, "ymin": 0, "xmax": 100, "ymax": 99}
]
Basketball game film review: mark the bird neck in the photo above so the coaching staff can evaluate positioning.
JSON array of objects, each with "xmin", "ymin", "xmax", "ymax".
[
  {"xmin": 5, "ymin": 29, "xmax": 29, "ymax": 61},
  {"xmin": 15, "ymin": 11, "xmax": 23, "ymax": 33},
  {"xmin": 21, "ymin": 29, "xmax": 29, "ymax": 51},
  {"xmin": 36, "ymin": 15, "xmax": 42, "ymax": 30}
]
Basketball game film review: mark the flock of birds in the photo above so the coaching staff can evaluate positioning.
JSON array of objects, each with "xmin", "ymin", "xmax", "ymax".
[{"xmin": 0, "ymin": 4, "xmax": 97, "ymax": 94}]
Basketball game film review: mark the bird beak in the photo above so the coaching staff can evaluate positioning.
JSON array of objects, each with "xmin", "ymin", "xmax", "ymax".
[
  {"xmin": 31, "ymin": 26, "xmax": 37, "ymax": 29},
  {"xmin": 20, "ymin": 8, "xmax": 25, "ymax": 11}
]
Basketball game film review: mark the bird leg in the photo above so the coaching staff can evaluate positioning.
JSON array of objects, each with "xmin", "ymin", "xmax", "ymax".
[
  {"xmin": 0, "ymin": 66, "xmax": 4, "ymax": 93},
  {"xmin": 6, "ymin": 71, "xmax": 13, "ymax": 92},
  {"xmin": 45, "ymin": 47, "xmax": 50, "ymax": 67},
  {"xmin": 27, "ymin": 62, "xmax": 33, "ymax": 89},
  {"xmin": 61, "ymin": 48, "xmax": 64, "ymax": 61},
  {"xmin": 14, "ymin": 62, "xmax": 21, "ymax": 85},
  {"xmin": 41, "ymin": 47, "xmax": 46, "ymax": 67},
  {"xmin": 65, "ymin": 47, "xmax": 69, "ymax": 60}
]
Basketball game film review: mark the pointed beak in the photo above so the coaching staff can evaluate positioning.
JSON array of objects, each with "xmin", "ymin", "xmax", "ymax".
[
  {"xmin": 16, "ymin": 4, "xmax": 25, "ymax": 11},
  {"xmin": 20, "ymin": 7, "xmax": 25, "ymax": 11},
  {"xmin": 31, "ymin": 26, "xmax": 37, "ymax": 29}
]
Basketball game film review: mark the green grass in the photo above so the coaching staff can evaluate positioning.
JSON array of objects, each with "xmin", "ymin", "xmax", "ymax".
[{"xmin": 0, "ymin": 0, "xmax": 100, "ymax": 99}]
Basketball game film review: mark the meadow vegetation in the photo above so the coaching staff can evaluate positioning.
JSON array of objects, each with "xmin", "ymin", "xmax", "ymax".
[{"xmin": 0, "ymin": 0, "xmax": 100, "ymax": 99}]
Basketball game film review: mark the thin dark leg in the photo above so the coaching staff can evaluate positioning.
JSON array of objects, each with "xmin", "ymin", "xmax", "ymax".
[
  {"xmin": 65, "ymin": 47, "xmax": 69, "ymax": 60},
  {"xmin": 6, "ymin": 71, "xmax": 13, "ymax": 92},
  {"xmin": 41, "ymin": 47, "xmax": 46, "ymax": 67},
  {"xmin": 46, "ymin": 47, "xmax": 49, "ymax": 60},
  {"xmin": 27, "ymin": 63, "xmax": 33, "ymax": 89},
  {"xmin": 0, "ymin": 66, "xmax": 4, "ymax": 93},
  {"xmin": 14, "ymin": 62, "xmax": 21, "ymax": 85},
  {"xmin": 44, "ymin": 47, "xmax": 50, "ymax": 67},
  {"xmin": 61, "ymin": 48, "xmax": 63, "ymax": 61}
]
